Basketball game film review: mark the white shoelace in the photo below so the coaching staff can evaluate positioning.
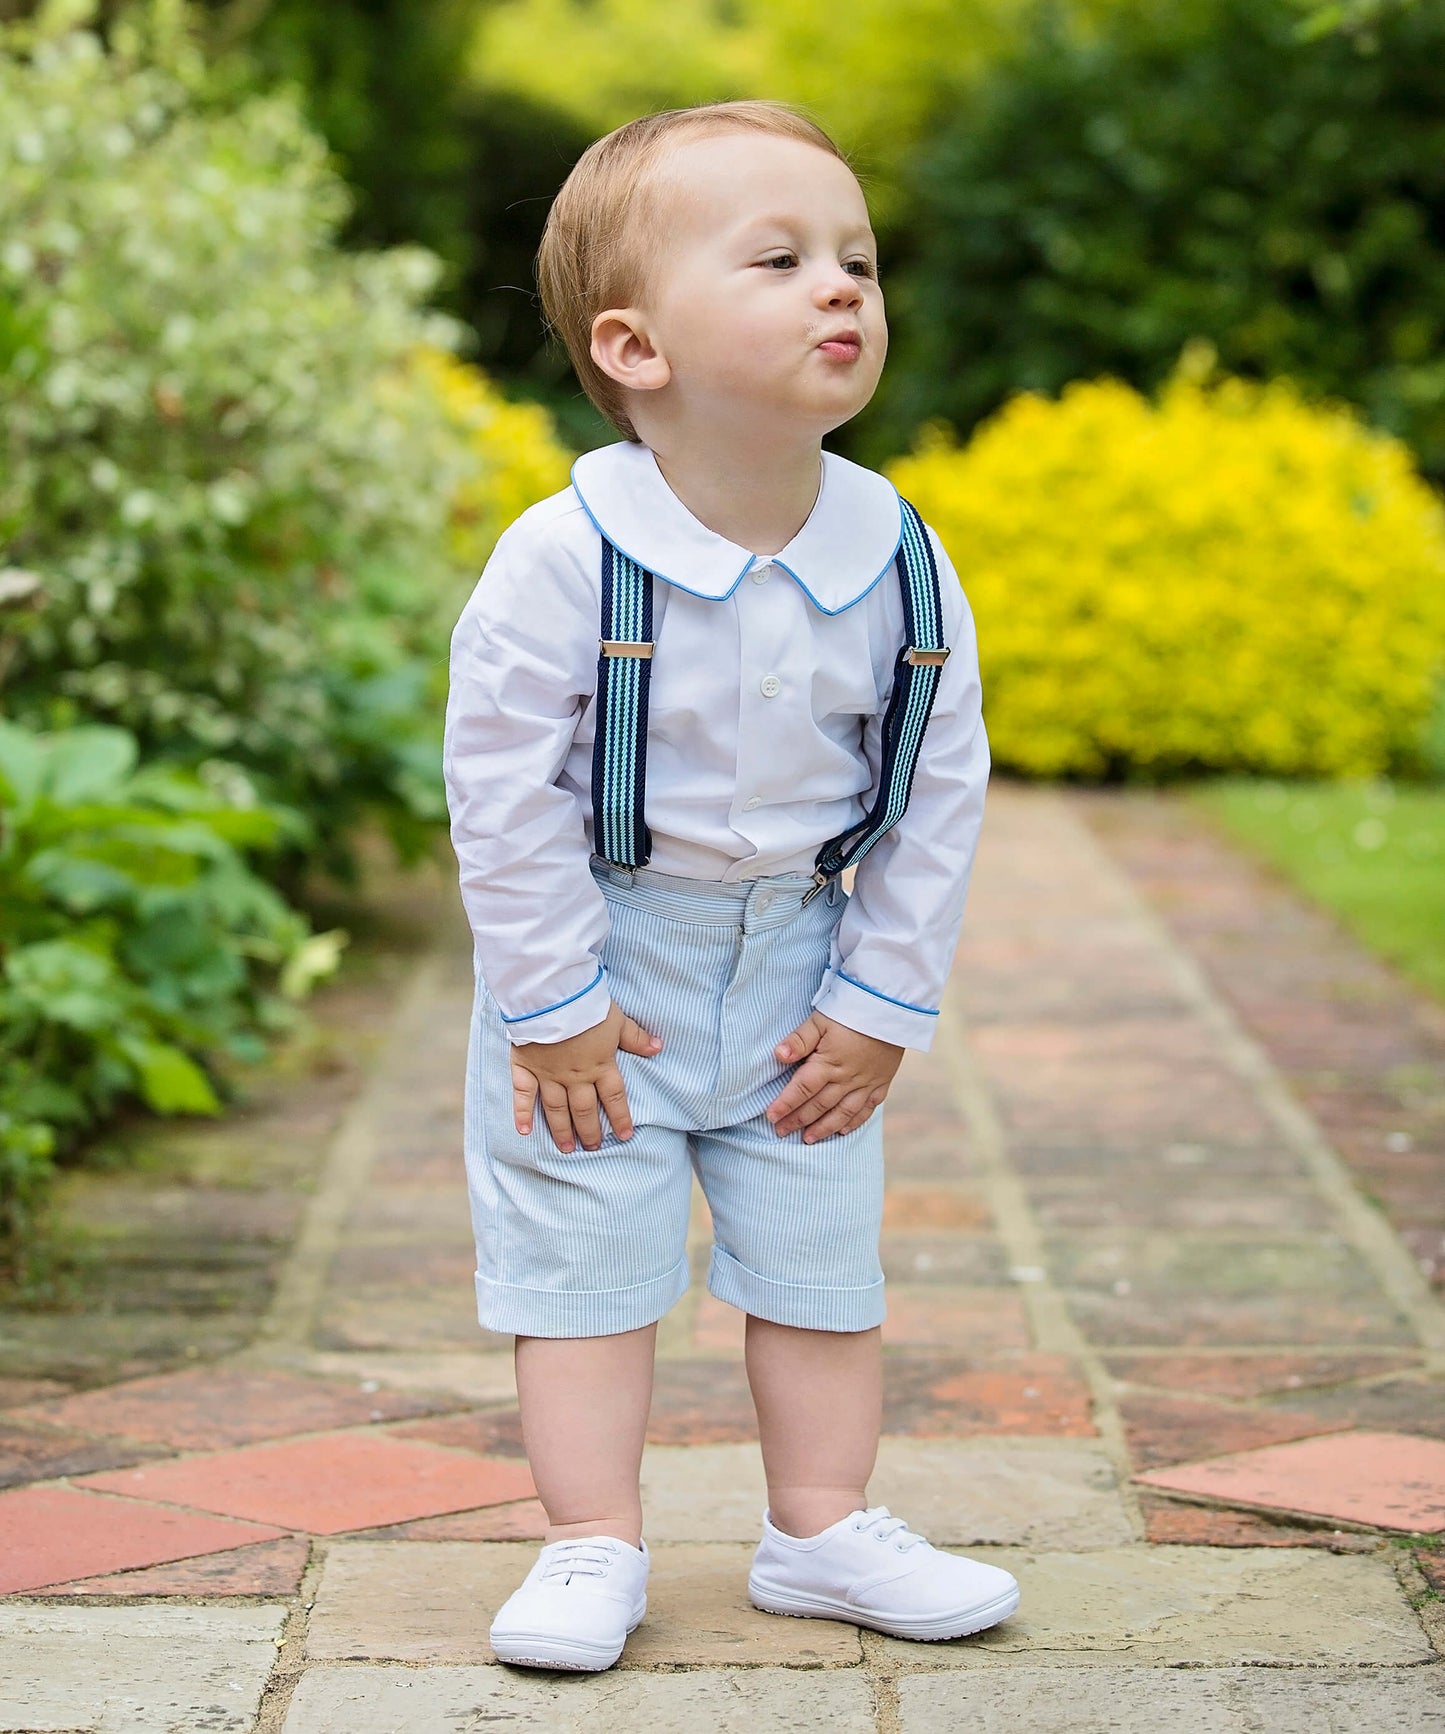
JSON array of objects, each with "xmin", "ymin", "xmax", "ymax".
[
  {"xmin": 852, "ymin": 1505, "xmax": 928, "ymax": 1552},
  {"xmin": 538, "ymin": 1538, "xmax": 624, "ymax": 1583}
]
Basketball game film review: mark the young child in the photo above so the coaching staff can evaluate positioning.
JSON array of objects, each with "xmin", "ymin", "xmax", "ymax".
[{"xmin": 443, "ymin": 98, "xmax": 1014, "ymax": 1672}]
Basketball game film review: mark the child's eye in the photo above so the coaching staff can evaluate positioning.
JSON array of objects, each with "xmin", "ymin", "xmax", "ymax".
[{"xmin": 759, "ymin": 253, "xmax": 879, "ymax": 278}]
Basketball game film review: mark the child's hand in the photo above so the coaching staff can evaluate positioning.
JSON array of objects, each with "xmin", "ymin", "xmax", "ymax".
[
  {"xmin": 765, "ymin": 1012, "xmax": 903, "ymax": 1143},
  {"xmin": 510, "ymin": 1002, "xmax": 663, "ymax": 1152}
]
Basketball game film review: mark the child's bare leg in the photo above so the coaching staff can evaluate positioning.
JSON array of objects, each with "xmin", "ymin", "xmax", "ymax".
[
  {"xmin": 514, "ymin": 1321, "xmax": 657, "ymax": 1547},
  {"xmin": 744, "ymin": 1315, "xmax": 882, "ymax": 1538}
]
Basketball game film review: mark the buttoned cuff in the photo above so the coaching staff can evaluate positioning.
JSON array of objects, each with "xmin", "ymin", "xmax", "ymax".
[
  {"xmin": 812, "ymin": 966, "xmax": 941, "ymax": 1053},
  {"xmin": 500, "ymin": 966, "xmax": 612, "ymax": 1046}
]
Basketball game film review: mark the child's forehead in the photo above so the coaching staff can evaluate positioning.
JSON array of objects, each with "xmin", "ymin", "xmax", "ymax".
[{"xmin": 648, "ymin": 133, "xmax": 870, "ymax": 233}]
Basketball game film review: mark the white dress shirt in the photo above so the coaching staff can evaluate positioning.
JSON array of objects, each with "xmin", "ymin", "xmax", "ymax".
[{"xmin": 443, "ymin": 438, "xmax": 989, "ymax": 1052}]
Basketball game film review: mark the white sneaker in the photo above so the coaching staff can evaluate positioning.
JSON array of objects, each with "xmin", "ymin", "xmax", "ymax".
[
  {"xmin": 748, "ymin": 1504, "xmax": 1019, "ymax": 1641},
  {"xmin": 489, "ymin": 1534, "xmax": 649, "ymax": 1670}
]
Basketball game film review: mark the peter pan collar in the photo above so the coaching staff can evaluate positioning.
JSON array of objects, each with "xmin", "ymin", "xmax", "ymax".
[{"xmin": 569, "ymin": 439, "xmax": 904, "ymax": 616}]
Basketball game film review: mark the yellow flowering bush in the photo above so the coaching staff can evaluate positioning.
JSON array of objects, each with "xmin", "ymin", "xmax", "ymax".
[
  {"xmin": 411, "ymin": 347, "xmax": 574, "ymax": 573},
  {"xmin": 888, "ymin": 369, "xmax": 1445, "ymax": 779}
]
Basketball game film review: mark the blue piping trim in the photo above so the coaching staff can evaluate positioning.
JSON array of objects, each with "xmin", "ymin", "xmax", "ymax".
[
  {"xmin": 499, "ymin": 963, "xmax": 607, "ymax": 1024},
  {"xmin": 834, "ymin": 969, "xmax": 939, "ymax": 1018},
  {"xmin": 569, "ymin": 457, "xmax": 905, "ymax": 618}
]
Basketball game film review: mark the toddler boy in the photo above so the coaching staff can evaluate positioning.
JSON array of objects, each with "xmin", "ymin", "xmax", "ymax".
[{"xmin": 443, "ymin": 98, "xmax": 1015, "ymax": 1671}]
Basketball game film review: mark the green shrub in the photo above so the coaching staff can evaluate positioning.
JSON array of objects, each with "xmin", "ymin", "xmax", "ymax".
[
  {"xmin": 873, "ymin": 0, "xmax": 1445, "ymax": 477},
  {"xmin": 0, "ymin": 719, "xmax": 343, "ymax": 1254},
  {"xmin": 0, "ymin": 12, "xmax": 476, "ymax": 868}
]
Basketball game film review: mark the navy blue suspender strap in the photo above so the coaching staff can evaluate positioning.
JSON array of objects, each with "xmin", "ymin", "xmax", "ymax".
[
  {"xmin": 589, "ymin": 494, "xmax": 949, "ymax": 882},
  {"xmin": 591, "ymin": 538, "xmax": 655, "ymax": 868},
  {"xmin": 800, "ymin": 496, "xmax": 950, "ymax": 902}
]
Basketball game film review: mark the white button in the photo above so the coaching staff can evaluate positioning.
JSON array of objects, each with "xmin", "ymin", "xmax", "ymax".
[
  {"xmin": 743, "ymin": 796, "xmax": 761, "ymax": 811},
  {"xmin": 755, "ymin": 892, "xmax": 774, "ymax": 912},
  {"xmin": 760, "ymin": 674, "xmax": 782, "ymax": 698},
  {"xmin": 750, "ymin": 563, "xmax": 772, "ymax": 584}
]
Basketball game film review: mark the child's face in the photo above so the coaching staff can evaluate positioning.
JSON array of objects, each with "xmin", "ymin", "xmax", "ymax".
[{"xmin": 601, "ymin": 131, "xmax": 887, "ymax": 436}]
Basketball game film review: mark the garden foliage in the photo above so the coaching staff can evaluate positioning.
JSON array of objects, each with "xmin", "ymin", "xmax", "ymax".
[
  {"xmin": 0, "ymin": 720, "xmax": 343, "ymax": 1248},
  {"xmin": 888, "ymin": 364, "xmax": 1445, "ymax": 780},
  {"xmin": 874, "ymin": 0, "xmax": 1445, "ymax": 477},
  {"xmin": 0, "ymin": 17, "xmax": 477, "ymax": 871},
  {"xmin": 0, "ymin": 10, "xmax": 574, "ymax": 1254}
]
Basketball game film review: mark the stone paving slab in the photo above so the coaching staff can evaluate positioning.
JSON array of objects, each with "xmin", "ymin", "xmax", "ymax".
[
  {"xmin": 896, "ymin": 1666, "xmax": 1445, "ymax": 1731},
  {"xmin": 636, "ymin": 1438, "xmax": 1134, "ymax": 1548},
  {"xmin": 288, "ymin": 1348, "xmax": 517, "ymax": 1404},
  {"xmin": 307, "ymin": 1540, "xmax": 860, "ymax": 1667},
  {"xmin": 282, "ymin": 1663, "xmax": 877, "ymax": 1733},
  {"xmin": 1047, "ymin": 1233, "xmax": 1415, "ymax": 1347},
  {"xmin": 0, "ymin": 1603, "xmax": 284, "ymax": 1733},
  {"xmin": 869, "ymin": 1544, "xmax": 1431, "ymax": 1667},
  {"xmin": 1082, "ymin": 792, "xmax": 1445, "ymax": 1297}
]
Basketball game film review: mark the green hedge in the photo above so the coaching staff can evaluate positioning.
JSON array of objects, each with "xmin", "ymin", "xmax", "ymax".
[
  {"xmin": 0, "ymin": 12, "xmax": 475, "ymax": 872},
  {"xmin": 872, "ymin": 0, "xmax": 1445, "ymax": 476}
]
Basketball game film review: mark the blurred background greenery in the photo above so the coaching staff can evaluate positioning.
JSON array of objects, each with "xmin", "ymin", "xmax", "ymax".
[{"xmin": 1, "ymin": 0, "xmax": 1441, "ymax": 1258}]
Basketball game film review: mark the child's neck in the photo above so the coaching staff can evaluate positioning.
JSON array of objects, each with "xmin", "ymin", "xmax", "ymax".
[{"xmin": 645, "ymin": 434, "xmax": 825, "ymax": 558}]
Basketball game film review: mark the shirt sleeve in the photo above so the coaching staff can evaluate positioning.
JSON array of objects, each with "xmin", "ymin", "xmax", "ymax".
[
  {"xmin": 811, "ymin": 522, "xmax": 990, "ymax": 1051},
  {"xmin": 442, "ymin": 516, "xmax": 614, "ymax": 1045}
]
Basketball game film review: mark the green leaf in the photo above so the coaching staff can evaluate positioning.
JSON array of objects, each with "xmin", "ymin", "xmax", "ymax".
[
  {"xmin": 4, "ymin": 941, "xmax": 124, "ymax": 1032},
  {"xmin": 115, "ymin": 1036, "xmax": 221, "ymax": 1116},
  {"xmin": 0, "ymin": 722, "xmax": 45, "ymax": 816},
  {"xmin": 43, "ymin": 728, "xmax": 140, "ymax": 807}
]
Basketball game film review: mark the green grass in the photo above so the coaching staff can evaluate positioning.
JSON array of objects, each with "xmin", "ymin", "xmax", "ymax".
[{"xmin": 1192, "ymin": 779, "xmax": 1445, "ymax": 1003}]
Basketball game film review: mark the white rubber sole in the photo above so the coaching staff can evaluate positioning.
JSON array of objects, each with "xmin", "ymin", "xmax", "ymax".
[
  {"xmin": 747, "ymin": 1578, "xmax": 1019, "ymax": 1641},
  {"xmin": 489, "ymin": 1603, "xmax": 645, "ymax": 1672}
]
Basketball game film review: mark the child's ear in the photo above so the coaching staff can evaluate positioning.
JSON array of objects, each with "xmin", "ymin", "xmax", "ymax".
[{"xmin": 591, "ymin": 309, "xmax": 670, "ymax": 393}]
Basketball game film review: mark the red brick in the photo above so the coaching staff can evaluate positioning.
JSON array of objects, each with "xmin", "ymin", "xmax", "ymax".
[
  {"xmin": 77, "ymin": 1432, "xmax": 536, "ymax": 1535},
  {"xmin": 364, "ymin": 1499, "xmax": 549, "ymax": 1541},
  {"xmin": 1118, "ymin": 1391, "xmax": 1350, "ymax": 1471},
  {"xmin": 13, "ymin": 1367, "xmax": 448, "ymax": 1451},
  {"xmin": 47, "ymin": 1535, "xmax": 310, "ymax": 1597},
  {"xmin": 1104, "ymin": 1352, "xmax": 1420, "ymax": 1401},
  {"xmin": 391, "ymin": 1409, "xmax": 527, "ymax": 1457},
  {"xmin": 882, "ymin": 1186, "xmax": 991, "ymax": 1231},
  {"xmin": 0, "ymin": 1485, "xmax": 284, "ymax": 1595},
  {"xmin": 883, "ymin": 1354, "xmax": 1094, "ymax": 1437},
  {"xmin": 883, "ymin": 1287, "xmax": 1032, "ymax": 1353},
  {"xmin": 1137, "ymin": 1429, "xmax": 1445, "ymax": 1532},
  {"xmin": 1139, "ymin": 1493, "xmax": 1374, "ymax": 1551},
  {"xmin": 0, "ymin": 1423, "xmax": 164, "ymax": 1490}
]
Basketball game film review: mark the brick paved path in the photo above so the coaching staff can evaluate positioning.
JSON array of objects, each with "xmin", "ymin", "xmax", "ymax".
[{"xmin": 1, "ymin": 786, "xmax": 1443, "ymax": 1731}]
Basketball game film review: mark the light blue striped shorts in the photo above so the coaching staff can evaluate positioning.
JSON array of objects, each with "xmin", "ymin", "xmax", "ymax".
[{"xmin": 462, "ymin": 856, "xmax": 887, "ymax": 1338}]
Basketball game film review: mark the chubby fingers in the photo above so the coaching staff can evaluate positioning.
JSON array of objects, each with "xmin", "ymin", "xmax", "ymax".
[
  {"xmin": 617, "ymin": 1015, "xmax": 663, "ymax": 1058},
  {"xmin": 511, "ymin": 1062, "xmax": 540, "ymax": 1136},
  {"xmin": 537, "ymin": 1079, "xmax": 579, "ymax": 1153},
  {"xmin": 595, "ymin": 1063, "xmax": 636, "ymax": 1142},
  {"xmin": 774, "ymin": 1012, "xmax": 826, "ymax": 1067},
  {"xmin": 798, "ymin": 1085, "xmax": 886, "ymax": 1144}
]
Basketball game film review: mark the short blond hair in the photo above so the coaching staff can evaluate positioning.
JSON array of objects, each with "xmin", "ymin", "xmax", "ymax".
[{"xmin": 536, "ymin": 100, "xmax": 851, "ymax": 442}]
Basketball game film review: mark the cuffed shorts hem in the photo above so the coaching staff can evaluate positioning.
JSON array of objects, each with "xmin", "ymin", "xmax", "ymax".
[
  {"xmin": 475, "ymin": 1255, "xmax": 692, "ymax": 1339},
  {"xmin": 707, "ymin": 1245, "xmax": 887, "ymax": 1332}
]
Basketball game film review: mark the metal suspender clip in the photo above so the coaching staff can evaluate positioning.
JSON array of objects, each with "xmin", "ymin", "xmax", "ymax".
[
  {"xmin": 904, "ymin": 645, "xmax": 951, "ymax": 666},
  {"xmin": 600, "ymin": 640, "xmax": 654, "ymax": 658},
  {"xmin": 800, "ymin": 869, "xmax": 833, "ymax": 908}
]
